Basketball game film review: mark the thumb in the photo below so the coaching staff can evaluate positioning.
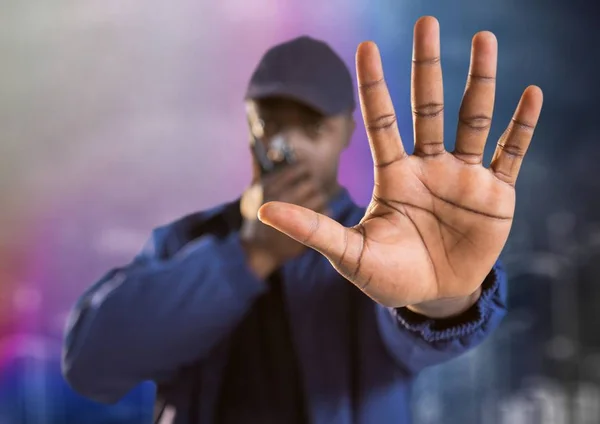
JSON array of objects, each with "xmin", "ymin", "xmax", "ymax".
[{"xmin": 258, "ymin": 201, "xmax": 356, "ymax": 261}]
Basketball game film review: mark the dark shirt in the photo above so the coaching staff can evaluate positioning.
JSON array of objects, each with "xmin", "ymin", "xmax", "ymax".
[{"xmin": 216, "ymin": 270, "xmax": 308, "ymax": 424}]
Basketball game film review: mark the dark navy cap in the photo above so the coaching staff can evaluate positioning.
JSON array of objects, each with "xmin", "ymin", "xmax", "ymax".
[{"xmin": 245, "ymin": 36, "xmax": 356, "ymax": 116}]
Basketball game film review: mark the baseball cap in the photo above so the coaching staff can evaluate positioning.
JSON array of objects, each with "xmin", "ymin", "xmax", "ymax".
[{"xmin": 245, "ymin": 36, "xmax": 356, "ymax": 116}]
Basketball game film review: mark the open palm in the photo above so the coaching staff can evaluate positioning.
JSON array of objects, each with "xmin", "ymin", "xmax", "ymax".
[{"xmin": 258, "ymin": 16, "xmax": 543, "ymax": 308}]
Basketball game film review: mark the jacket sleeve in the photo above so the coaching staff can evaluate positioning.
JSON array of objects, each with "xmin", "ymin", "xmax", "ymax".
[
  {"xmin": 376, "ymin": 260, "xmax": 507, "ymax": 375},
  {"xmin": 61, "ymin": 228, "xmax": 267, "ymax": 404}
]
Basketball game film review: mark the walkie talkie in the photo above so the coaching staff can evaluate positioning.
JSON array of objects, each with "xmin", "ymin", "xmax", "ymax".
[{"xmin": 250, "ymin": 130, "xmax": 296, "ymax": 176}]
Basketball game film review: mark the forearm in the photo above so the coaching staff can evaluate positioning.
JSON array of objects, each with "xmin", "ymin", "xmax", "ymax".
[
  {"xmin": 377, "ymin": 261, "xmax": 507, "ymax": 374},
  {"xmin": 62, "ymin": 232, "xmax": 267, "ymax": 404}
]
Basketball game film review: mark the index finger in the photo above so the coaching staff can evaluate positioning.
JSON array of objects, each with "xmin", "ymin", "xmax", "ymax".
[{"xmin": 356, "ymin": 41, "xmax": 406, "ymax": 168}]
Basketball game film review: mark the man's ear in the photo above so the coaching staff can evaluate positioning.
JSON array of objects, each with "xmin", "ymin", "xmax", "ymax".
[
  {"xmin": 344, "ymin": 115, "xmax": 356, "ymax": 148},
  {"xmin": 249, "ymin": 146, "xmax": 262, "ymax": 184}
]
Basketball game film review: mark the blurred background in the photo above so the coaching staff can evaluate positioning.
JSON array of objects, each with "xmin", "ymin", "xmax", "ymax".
[{"xmin": 1, "ymin": 0, "xmax": 598, "ymax": 423}]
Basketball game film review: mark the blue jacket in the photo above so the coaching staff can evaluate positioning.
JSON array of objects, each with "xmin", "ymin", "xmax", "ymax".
[{"xmin": 62, "ymin": 188, "xmax": 507, "ymax": 424}]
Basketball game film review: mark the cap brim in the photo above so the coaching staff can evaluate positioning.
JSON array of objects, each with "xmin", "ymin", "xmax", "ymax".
[{"xmin": 245, "ymin": 83, "xmax": 336, "ymax": 116}]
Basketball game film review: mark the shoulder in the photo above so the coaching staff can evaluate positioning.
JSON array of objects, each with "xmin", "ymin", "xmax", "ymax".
[{"xmin": 145, "ymin": 198, "xmax": 242, "ymax": 259}]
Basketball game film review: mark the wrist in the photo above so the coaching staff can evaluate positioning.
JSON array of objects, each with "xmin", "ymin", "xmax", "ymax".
[
  {"xmin": 242, "ymin": 243, "xmax": 279, "ymax": 279},
  {"xmin": 406, "ymin": 286, "xmax": 482, "ymax": 319}
]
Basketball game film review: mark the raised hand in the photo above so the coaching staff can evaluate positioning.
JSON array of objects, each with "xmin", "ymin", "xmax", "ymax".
[{"xmin": 257, "ymin": 16, "xmax": 543, "ymax": 310}]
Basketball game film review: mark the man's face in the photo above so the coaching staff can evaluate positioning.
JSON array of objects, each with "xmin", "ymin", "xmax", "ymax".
[{"xmin": 246, "ymin": 97, "xmax": 354, "ymax": 193}]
